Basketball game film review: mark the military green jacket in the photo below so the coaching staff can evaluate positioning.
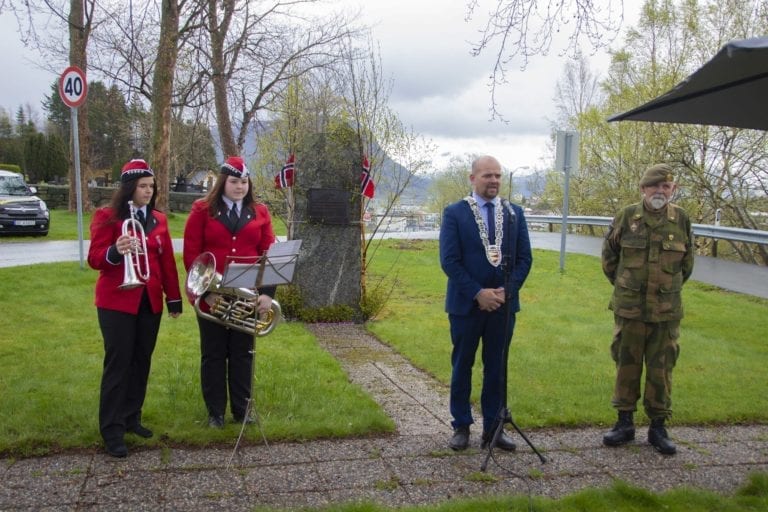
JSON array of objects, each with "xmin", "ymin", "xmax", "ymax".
[{"xmin": 602, "ymin": 202, "xmax": 694, "ymax": 322}]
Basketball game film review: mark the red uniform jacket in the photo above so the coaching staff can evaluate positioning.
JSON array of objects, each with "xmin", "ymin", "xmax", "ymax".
[
  {"xmin": 88, "ymin": 208, "xmax": 182, "ymax": 315},
  {"xmin": 182, "ymin": 199, "xmax": 276, "ymax": 303}
]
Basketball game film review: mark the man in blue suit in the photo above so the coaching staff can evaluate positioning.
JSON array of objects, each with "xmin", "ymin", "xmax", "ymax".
[{"xmin": 439, "ymin": 155, "xmax": 533, "ymax": 451}]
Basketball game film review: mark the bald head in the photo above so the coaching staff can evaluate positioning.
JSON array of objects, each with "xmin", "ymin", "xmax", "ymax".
[
  {"xmin": 469, "ymin": 155, "xmax": 502, "ymax": 201},
  {"xmin": 471, "ymin": 155, "xmax": 501, "ymax": 175}
]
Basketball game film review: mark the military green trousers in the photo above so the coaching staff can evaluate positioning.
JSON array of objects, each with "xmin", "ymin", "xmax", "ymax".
[{"xmin": 610, "ymin": 315, "xmax": 680, "ymax": 419}]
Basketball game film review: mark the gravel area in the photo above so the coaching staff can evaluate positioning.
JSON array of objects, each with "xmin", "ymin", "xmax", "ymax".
[{"xmin": 1, "ymin": 323, "xmax": 766, "ymax": 511}]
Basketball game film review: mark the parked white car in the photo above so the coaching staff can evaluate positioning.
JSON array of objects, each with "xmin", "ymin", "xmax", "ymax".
[{"xmin": 0, "ymin": 170, "xmax": 50, "ymax": 236}]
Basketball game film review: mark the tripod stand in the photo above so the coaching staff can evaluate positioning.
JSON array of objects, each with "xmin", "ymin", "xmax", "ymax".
[
  {"xmin": 222, "ymin": 240, "xmax": 302, "ymax": 469},
  {"xmin": 480, "ymin": 205, "xmax": 546, "ymax": 471},
  {"xmin": 226, "ymin": 335, "xmax": 269, "ymax": 469}
]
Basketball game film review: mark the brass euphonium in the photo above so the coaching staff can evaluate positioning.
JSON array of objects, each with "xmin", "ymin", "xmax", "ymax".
[
  {"xmin": 119, "ymin": 200, "xmax": 150, "ymax": 290},
  {"xmin": 186, "ymin": 252, "xmax": 282, "ymax": 337}
]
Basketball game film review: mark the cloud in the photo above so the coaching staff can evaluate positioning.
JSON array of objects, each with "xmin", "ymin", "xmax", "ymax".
[
  {"xmin": 0, "ymin": 15, "xmax": 56, "ymax": 116},
  {"xmin": 358, "ymin": 0, "xmax": 579, "ymax": 166}
]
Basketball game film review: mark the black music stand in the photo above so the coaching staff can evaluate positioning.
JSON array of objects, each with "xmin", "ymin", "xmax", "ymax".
[{"xmin": 225, "ymin": 240, "xmax": 302, "ymax": 469}]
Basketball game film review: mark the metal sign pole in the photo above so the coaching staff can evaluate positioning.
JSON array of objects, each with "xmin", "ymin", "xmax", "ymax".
[
  {"xmin": 71, "ymin": 107, "xmax": 85, "ymax": 269},
  {"xmin": 559, "ymin": 134, "xmax": 572, "ymax": 272},
  {"xmin": 555, "ymin": 130, "xmax": 579, "ymax": 273},
  {"xmin": 59, "ymin": 66, "xmax": 88, "ymax": 270}
]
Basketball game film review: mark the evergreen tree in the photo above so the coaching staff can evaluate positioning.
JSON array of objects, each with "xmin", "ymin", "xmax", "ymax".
[{"xmin": 23, "ymin": 133, "xmax": 47, "ymax": 182}]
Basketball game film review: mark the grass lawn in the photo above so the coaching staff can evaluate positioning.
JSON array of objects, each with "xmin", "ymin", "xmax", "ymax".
[
  {"xmin": 0, "ymin": 255, "xmax": 392, "ymax": 456},
  {"xmin": 1, "ymin": 218, "xmax": 767, "ymax": 511},
  {"xmin": 367, "ymin": 240, "xmax": 768, "ymax": 428}
]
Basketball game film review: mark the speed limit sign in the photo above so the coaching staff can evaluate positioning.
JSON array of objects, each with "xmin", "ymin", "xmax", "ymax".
[{"xmin": 58, "ymin": 66, "xmax": 88, "ymax": 108}]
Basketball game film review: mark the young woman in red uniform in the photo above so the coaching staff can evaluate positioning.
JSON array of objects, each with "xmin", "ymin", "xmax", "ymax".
[
  {"xmin": 88, "ymin": 159, "xmax": 183, "ymax": 458},
  {"xmin": 183, "ymin": 156, "xmax": 276, "ymax": 428}
]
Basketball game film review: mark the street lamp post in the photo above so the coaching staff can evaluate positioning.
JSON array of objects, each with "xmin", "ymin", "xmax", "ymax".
[{"xmin": 508, "ymin": 166, "xmax": 530, "ymax": 201}]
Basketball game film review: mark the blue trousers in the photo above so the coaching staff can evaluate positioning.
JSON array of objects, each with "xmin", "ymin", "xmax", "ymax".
[{"xmin": 449, "ymin": 309, "xmax": 515, "ymax": 433}]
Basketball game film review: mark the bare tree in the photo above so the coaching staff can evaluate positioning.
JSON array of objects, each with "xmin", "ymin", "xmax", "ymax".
[
  {"xmin": 63, "ymin": 0, "xmax": 95, "ymax": 211},
  {"xmin": 87, "ymin": 0, "xmax": 208, "ymax": 209},
  {"xmin": 340, "ymin": 40, "xmax": 435, "ymax": 295},
  {"xmin": 466, "ymin": 0, "xmax": 625, "ymax": 119},
  {"xmin": 552, "ymin": 50, "xmax": 602, "ymax": 129},
  {"xmin": 150, "ymin": 0, "xmax": 180, "ymax": 211},
  {"xmin": 202, "ymin": 0, "xmax": 361, "ymax": 157},
  {"xmin": 7, "ymin": 0, "xmax": 98, "ymax": 210}
]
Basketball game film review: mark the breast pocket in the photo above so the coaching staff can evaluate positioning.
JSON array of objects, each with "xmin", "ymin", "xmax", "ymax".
[
  {"xmin": 620, "ymin": 237, "xmax": 647, "ymax": 268},
  {"xmin": 661, "ymin": 240, "xmax": 686, "ymax": 274}
]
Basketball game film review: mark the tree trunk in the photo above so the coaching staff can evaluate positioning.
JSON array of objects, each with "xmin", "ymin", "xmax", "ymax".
[
  {"xmin": 68, "ymin": 0, "xmax": 91, "ymax": 212},
  {"xmin": 208, "ymin": 0, "xmax": 237, "ymax": 157},
  {"xmin": 151, "ymin": 0, "xmax": 181, "ymax": 212}
]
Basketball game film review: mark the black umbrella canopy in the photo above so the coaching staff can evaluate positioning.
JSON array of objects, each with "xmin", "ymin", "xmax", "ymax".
[{"xmin": 608, "ymin": 36, "xmax": 768, "ymax": 130}]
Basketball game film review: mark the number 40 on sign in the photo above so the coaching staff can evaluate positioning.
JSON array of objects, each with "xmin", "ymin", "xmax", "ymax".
[{"xmin": 58, "ymin": 66, "xmax": 88, "ymax": 109}]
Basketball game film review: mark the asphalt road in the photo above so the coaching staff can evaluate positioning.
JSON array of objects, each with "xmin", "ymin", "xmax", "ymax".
[{"xmin": 2, "ymin": 231, "xmax": 766, "ymax": 299}]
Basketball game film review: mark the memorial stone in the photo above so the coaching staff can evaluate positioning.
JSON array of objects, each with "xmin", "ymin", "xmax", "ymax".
[{"xmin": 291, "ymin": 130, "xmax": 364, "ymax": 319}]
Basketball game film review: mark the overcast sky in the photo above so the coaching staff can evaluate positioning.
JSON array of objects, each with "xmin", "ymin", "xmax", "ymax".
[{"xmin": 1, "ymin": 1, "xmax": 640, "ymax": 173}]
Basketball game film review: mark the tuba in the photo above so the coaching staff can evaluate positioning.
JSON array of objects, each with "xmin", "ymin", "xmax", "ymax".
[
  {"xmin": 119, "ymin": 201, "xmax": 150, "ymax": 290},
  {"xmin": 186, "ymin": 252, "xmax": 281, "ymax": 337}
]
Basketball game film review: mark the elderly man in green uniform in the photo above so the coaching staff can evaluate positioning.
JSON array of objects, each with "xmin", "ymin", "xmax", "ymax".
[{"xmin": 601, "ymin": 163, "xmax": 694, "ymax": 455}]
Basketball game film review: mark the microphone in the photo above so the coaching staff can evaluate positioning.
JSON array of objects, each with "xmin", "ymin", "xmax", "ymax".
[{"xmin": 502, "ymin": 199, "xmax": 516, "ymax": 219}]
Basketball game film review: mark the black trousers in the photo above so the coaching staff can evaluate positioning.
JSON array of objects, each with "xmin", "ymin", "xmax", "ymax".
[
  {"xmin": 197, "ymin": 316, "xmax": 254, "ymax": 418},
  {"xmin": 97, "ymin": 292, "xmax": 161, "ymax": 441}
]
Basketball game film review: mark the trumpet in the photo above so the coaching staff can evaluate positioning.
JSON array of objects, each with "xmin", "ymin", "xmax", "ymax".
[{"xmin": 119, "ymin": 200, "xmax": 150, "ymax": 290}]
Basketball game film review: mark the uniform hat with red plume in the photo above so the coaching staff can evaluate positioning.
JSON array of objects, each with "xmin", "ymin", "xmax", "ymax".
[
  {"xmin": 220, "ymin": 156, "xmax": 249, "ymax": 178},
  {"xmin": 120, "ymin": 159, "xmax": 154, "ymax": 183}
]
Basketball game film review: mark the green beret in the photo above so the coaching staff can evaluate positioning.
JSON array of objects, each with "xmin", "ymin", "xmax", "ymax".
[{"xmin": 640, "ymin": 164, "xmax": 675, "ymax": 187}]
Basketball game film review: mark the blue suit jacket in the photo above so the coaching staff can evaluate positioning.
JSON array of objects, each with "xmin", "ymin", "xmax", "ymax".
[{"xmin": 439, "ymin": 199, "xmax": 533, "ymax": 316}]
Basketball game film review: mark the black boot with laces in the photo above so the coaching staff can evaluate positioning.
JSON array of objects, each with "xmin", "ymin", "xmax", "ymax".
[
  {"xmin": 648, "ymin": 417, "xmax": 677, "ymax": 455},
  {"xmin": 603, "ymin": 410, "xmax": 635, "ymax": 446}
]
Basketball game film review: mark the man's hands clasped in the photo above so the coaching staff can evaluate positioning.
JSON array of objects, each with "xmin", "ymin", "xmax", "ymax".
[{"xmin": 476, "ymin": 287, "xmax": 505, "ymax": 312}]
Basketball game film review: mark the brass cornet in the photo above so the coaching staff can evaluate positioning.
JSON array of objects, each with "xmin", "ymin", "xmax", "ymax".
[{"xmin": 119, "ymin": 200, "xmax": 150, "ymax": 290}]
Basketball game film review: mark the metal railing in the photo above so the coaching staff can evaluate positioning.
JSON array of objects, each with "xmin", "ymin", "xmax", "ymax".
[{"xmin": 526, "ymin": 215, "xmax": 768, "ymax": 246}]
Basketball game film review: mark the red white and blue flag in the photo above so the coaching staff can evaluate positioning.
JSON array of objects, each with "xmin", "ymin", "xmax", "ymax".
[
  {"xmin": 360, "ymin": 156, "xmax": 374, "ymax": 199},
  {"xmin": 274, "ymin": 154, "xmax": 295, "ymax": 189}
]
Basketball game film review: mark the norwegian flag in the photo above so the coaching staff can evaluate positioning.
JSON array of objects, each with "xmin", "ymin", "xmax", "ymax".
[
  {"xmin": 274, "ymin": 154, "xmax": 295, "ymax": 189},
  {"xmin": 360, "ymin": 156, "xmax": 375, "ymax": 199}
]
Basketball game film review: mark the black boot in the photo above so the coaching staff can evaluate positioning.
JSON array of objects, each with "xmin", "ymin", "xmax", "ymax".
[
  {"xmin": 648, "ymin": 418, "xmax": 677, "ymax": 455},
  {"xmin": 602, "ymin": 411, "xmax": 635, "ymax": 446}
]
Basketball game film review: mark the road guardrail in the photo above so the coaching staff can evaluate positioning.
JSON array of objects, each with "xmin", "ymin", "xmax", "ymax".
[{"xmin": 526, "ymin": 215, "xmax": 768, "ymax": 246}]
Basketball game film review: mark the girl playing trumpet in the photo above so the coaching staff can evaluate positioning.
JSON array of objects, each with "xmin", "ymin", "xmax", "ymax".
[{"xmin": 87, "ymin": 158, "xmax": 182, "ymax": 458}]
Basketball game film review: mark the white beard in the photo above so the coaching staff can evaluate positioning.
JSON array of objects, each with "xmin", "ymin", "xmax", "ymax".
[{"xmin": 649, "ymin": 195, "xmax": 668, "ymax": 210}]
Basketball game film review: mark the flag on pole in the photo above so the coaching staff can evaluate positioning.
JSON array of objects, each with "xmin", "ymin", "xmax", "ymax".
[
  {"xmin": 274, "ymin": 154, "xmax": 295, "ymax": 189},
  {"xmin": 360, "ymin": 156, "xmax": 374, "ymax": 199}
]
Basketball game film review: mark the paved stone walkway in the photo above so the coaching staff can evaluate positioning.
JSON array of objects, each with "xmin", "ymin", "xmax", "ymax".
[{"xmin": 1, "ymin": 323, "xmax": 767, "ymax": 511}]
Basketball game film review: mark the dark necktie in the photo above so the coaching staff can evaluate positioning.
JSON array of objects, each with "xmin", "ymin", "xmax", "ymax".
[
  {"xmin": 135, "ymin": 209, "xmax": 146, "ymax": 228},
  {"xmin": 229, "ymin": 205, "xmax": 239, "ymax": 224},
  {"xmin": 485, "ymin": 202, "xmax": 495, "ymax": 244}
]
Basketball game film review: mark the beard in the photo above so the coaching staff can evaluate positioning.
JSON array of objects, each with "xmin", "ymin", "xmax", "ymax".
[{"xmin": 648, "ymin": 194, "xmax": 668, "ymax": 210}]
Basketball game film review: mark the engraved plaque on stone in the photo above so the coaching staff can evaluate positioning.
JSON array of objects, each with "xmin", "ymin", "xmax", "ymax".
[{"xmin": 307, "ymin": 188, "xmax": 350, "ymax": 225}]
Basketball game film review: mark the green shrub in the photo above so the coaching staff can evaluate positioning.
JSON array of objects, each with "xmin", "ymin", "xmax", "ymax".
[{"xmin": 0, "ymin": 163, "xmax": 22, "ymax": 173}]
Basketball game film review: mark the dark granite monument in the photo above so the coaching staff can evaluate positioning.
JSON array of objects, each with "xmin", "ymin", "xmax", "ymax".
[{"xmin": 291, "ymin": 129, "xmax": 364, "ymax": 318}]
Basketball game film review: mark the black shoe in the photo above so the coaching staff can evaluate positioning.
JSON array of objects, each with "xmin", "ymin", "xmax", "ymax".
[
  {"xmin": 648, "ymin": 418, "xmax": 677, "ymax": 455},
  {"xmin": 448, "ymin": 426, "xmax": 470, "ymax": 451},
  {"xmin": 208, "ymin": 415, "xmax": 225, "ymax": 429},
  {"xmin": 603, "ymin": 411, "xmax": 635, "ymax": 446},
  {"xmin": 127, "ymin": 424, "xmax": 153, "ymax": 439},
  {"xmin": 482, "ymin": 430, "xmax": 517, "ymax": 452},
  {"xmin": 105, "ymin": 438, "xmax": 128, "ymax": 458}
]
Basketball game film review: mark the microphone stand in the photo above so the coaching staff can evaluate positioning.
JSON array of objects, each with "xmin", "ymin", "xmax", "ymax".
[{"xmin": 481, "ymin": 201, "xmax": 546, "ymax": 471}]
